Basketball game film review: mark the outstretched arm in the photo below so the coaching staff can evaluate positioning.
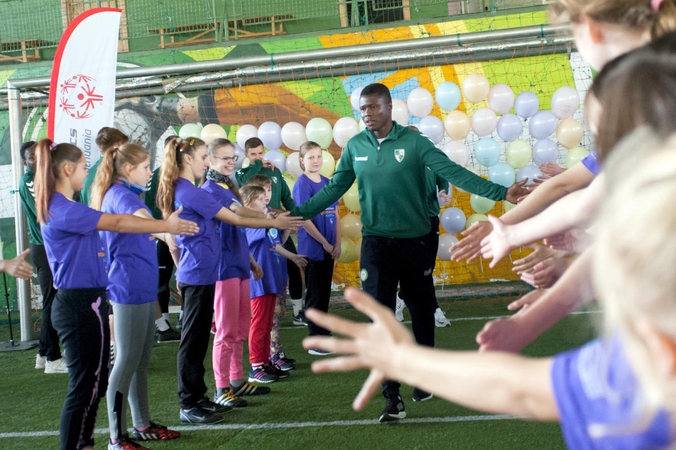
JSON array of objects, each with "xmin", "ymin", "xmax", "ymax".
[
  {"xmin": 304, "ymin": 287, "xmax": 558, "ymax": 422},
  {"xmin": 0, "ymin": 249, "xmax": 32, "ymax": 280},
  {"xmin": 97, "ymin": 206, "xmax": 199, "ymax": 236}
]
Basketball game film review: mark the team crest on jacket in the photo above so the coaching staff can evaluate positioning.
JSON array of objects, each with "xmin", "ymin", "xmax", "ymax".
[{"xmin": 394, "ymin": 149, "xmax": 405, "ymax": 162}]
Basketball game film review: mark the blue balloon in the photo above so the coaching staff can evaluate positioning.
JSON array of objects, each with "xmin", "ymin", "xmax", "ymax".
[
  {"xmin": 489, "ymin": 162, "xmax": 516, "ymax": 188},
  {"xmin": 529, "ymin": 110, "xmax": 558, "ymax": 140},
  {"xmin": 474, "ymin": 137, "xmax": 501, "ymax": 167},
  {"xmin": 514, "ymin": 91, "xmax": 539, "ymax": 119},
  {"xmin": 496, "ymin": 114, "xmax": 523, "ymax": 142},
  {"xmin": 435, "ymin": 82, "xmax": 462, "ymax": 111},
  {"xmin": 517, "ymin": 165, "xmax": 543, "ymax": 185},
  {"xmin": 533, "ymin": 139, "xmax": 559, "ymax": 165},
  {"xmin": 440, "ymin": 207, "xmax": 466, "ymax": 234}
]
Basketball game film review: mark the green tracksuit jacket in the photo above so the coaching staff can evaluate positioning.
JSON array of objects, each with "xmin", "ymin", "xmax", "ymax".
[
  {"xmin": 235, "ymin": 159, "xmax": 295, "ymax": 211},
  {"xmin": 18, "ymin": 169, "xmax": 44, "ymax": 245},
  {"xmin": 292, "ymin": 122, "xmax": 507, "ymax": 239}
]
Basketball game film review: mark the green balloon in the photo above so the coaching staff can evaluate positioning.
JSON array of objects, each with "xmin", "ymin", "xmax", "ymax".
[
  {"xmin": 465, "ymin": 213, "xmax": 488, "ymax": 229},
  {"xmin": 565, "ymin": 146, "xmax": 590, "ymax": 168},
  {"xmin": 470, "ymin": 194, "xmax": 496, "ymax": 214},
  {"xmin": 506, "ymin": 139, "xmax": 532, "ymax": 169}
]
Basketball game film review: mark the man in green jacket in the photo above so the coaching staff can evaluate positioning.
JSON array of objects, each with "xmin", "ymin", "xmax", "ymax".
[
  {"xmin": 18, "ymin": 141, "xmax": 67, "ymax": 374},
  {"xmin": 236, "ymin": 137, "xmax": 305, "ymax": 325},
  {"xmin": 293, "ymin": 83, "xmax": 528, "ymax": 422}
]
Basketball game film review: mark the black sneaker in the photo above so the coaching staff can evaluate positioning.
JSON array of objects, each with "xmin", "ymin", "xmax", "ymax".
[
  {"xmin": 231, "ymin": 381, "xmax": 271, "ymax": 396},
  {"xmin": 198, "ymin": 398, "xmax": 233, "ymax": 414},
  {"xmin": 213, "ymin": 389, "xmax": 248, "ymax": 408},
  {"xmin": 271, "ymin": 353, "xmax": 294, "ymax": 371},
  {"xmin": 379, "ymin": 393, "xmax": 406, "ymax": 423},
  {"xmin": 275, "ymin": 351, "xmax": 296, "ymax": 366},
  {"xmin": 412, "ymin": 387, "xmax": 433, "ymax": 402},
  {"xmin": 264, "ymin": 363, "xmax": 290, "ymax": 379},
  {"xmin": 248, "ymin": 366, "xmax": 279, "ymax": 384},
  {"xmin": 156, "ymin": 327, "xmax": 181, "ymax": 343},
  {"xmin": 293, "ymin": 310, "xmax": 308, "ymax": 326},
  {"xmin": 308, "ymin": 348, "xmax": 333, "ymax": 356},
  {"xmin": 179, "ymin": 406, "xmax": 224, "ymax": 424}
]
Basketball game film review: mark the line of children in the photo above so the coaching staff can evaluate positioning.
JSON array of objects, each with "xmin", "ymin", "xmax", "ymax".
[
  {"xmin": 293, "ymin": 141, "xmax": 341, "ymax": 353},
  {"xmin": 240, "ymin": 182, "xmax": 307, "ymax": 383},
  {"xmin": 33, "ymin": 138, "xmax": 198, "ymax": 450},
  {"xmin": 91, "ymin": 143, "xmax": 182, "ymax": 450},
  {"xmin": 155, "ymin": 137, "xmax": 303, "ymax": 424}
]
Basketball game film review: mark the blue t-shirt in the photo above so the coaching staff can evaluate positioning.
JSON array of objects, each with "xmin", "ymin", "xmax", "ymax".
[
  {"xmin": 201, "ymin": 180, "xmax": 250, "ymax": 281},
  {"xmin": 552, "ymin": 336, "xmax": 672, "ymax": 449},
  {"xmin": 581, "ymin": 151, "xmax": 601, "ymax": 176},
  {"xmin": 293, "ymin": 174, "xmax": 338, "ymax": 261},
  {"xmin": 246, "ymin": 226, "xmax": 286, "ymax": 298},
  {"xmin": 100, "ymin": 182, "xmax": 159, "ymax": 305},
  {"xmin": 41, "ymin": 192, "xmax": 107, "ymax": 289},
  {"xmin": 174, "ymin": 178, "xmax": 222, "ymax": 286}
]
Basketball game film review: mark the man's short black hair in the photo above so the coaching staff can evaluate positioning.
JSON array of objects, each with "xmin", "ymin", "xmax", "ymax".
[
  {"xmin": 19, "ymin": 141, "xmax": 35, "ymax": 162},
  {"xmin": 360, "ymin": 83, "xmax": 392, "ymax": 102}
]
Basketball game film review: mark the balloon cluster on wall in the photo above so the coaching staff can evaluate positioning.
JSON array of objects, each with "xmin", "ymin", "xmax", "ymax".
[{"xmin": 176, "ymin": 76, "xmax": 588, "ymax": 266}]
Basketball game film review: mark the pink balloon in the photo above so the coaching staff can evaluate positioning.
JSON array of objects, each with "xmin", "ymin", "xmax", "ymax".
[
  {"xmin": 487, "ymin": 84, "xmax": 515, "ymax": 115},
  {"xmin": 407, "ymin": 87, "xmax": 434, "ymax": 118},
  {"xmin": 470, "ymin": 108, "xmax": 497, "ymax": 137},
  {"xmin": 443, "ymin": 141, "xmax": 469, "ymax": 167}
]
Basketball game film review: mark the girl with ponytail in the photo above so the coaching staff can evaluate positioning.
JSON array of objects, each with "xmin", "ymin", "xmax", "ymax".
[
  {"xmin": 91, "ymin": 144, "xmax": 181, "ymax": 449},
  {"xmin": 34, "ymin": 138, "xmax": 198, "ymax": 450},
  {"xmin": 156, "ymin": 136, "xmax": 303, "ymax": 424}
]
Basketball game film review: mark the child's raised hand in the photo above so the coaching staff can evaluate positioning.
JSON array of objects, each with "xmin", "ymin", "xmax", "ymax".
[
  {"xmin": 451, "ymin": 220, "xmax": 493, "ymax": 262},
  {"xmin": 166, "ymin": 206, "xmax": 200, "ymax": 236},
  {"xmin": 303, "ymin": 287, "xmax": 415, "ymax": 412},
  {"xmin": 480, "ymin": 215, "xmax": 515, "ymax": 268},
  {"xmin": 272, "ymin": 212, "xmax": 304, "ymax": 230}
]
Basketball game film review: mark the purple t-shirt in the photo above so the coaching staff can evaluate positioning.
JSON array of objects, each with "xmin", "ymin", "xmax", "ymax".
[
  {"xmin": 293, "ymin": 174, "xmax": 338, "ymax": 261},
  {"xmin": 581, "ymin": 151, "xmax": 601, "ymax": 176},
  {"xmin": 201, "ymin": 180, "xmax": 250, "ymax": 281},
  {"xmin": 41, "ymin": 192, "xmax": 107, "ymax": 289},
  {"xmin": 246, "ymin": 227, "xmax": 286, "ymax": 298},
  {"xmin": 174, "ymin": 178, "xmax": 222, "ymax": 286},
  {"xmin": 552, "ymin": 336, "xmax": 672, "ymax": 449},
  {"xmin": 100, "ymin": 182, "xmax": 159, "ymax": 305}
]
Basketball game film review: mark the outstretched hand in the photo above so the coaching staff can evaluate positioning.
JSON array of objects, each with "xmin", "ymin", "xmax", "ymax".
[
  {"xmin": 273, "ymin": 211, "xmax": 305, "ymax": 230},
  {"xmin": 450, "ymin": 220, "xmax": 493, "ymax": 262},
  {"xmin": 538, "ymin": 162, "xmax": 566, "ymax": 178},
  {"xmin": 303, "ymin": 287, "xmax": 415, "ymax": 411},
  {"xmin": 0, "ymin": 249, "xmax": 32, "ymax": 280},
  {"xmin": 480, "ymin": 215, "xmax": 515, "ymax": 268},
  {"xmin": 505, "ymin": 179, "xmax": 529, "ymax": 204},
  {"xmin": 166, "ymin": 206, "xmax": 200, "ymax": 236}
]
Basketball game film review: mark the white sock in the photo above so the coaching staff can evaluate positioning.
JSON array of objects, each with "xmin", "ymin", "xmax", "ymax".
[
  {"xmin": 162, "ymin": 312, "xmax": 170, "ymax": 323},
  {"xmin": 291, "ymin": 298, "xmax": 303, "ymax": 315},
  {"xmin": 156, "ymin": 318, "xmax": 170, "ymax": 332}
]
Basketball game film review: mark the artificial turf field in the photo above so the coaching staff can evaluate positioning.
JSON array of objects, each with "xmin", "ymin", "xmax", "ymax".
[{"xmin": 0, "ymin": 295, "xmax": 597, "ymax": 449}]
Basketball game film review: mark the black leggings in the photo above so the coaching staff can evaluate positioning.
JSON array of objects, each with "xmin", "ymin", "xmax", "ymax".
[
  {"xmin": 51, "ymin": 287, "xmax": 109, "ymax": 450},
  {"xmin": 156, "ymin": 239, "xmax": 175, "ymax": 314},
  {"xmin": 31, "ymin": 244, "xmax": 61, "ymax": 361},
  {"xmin": 283, "ymin": 238, "xmax": 303, "ymax": 299}
]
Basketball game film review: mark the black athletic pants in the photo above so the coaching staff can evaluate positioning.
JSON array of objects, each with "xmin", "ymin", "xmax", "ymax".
[
  {"xmin": 51, "ymin": 287, "xmax": 109, "ymax": 450},
  {"xmin": 399, "ymin": 216, "xmax": 441, "ymax": 311},
  {"xmin": 156, "ymin": 239, "xmax": 175, "ymax": 314},
  {"xmin": 283, "ymin": 238, "xmax": 303, "ymax": 299},
  {"xmin": 177, "ymin": 283, "xmax": 215, "ymax": 409},
  {"xmin": 31, "ymin": 243, "xmax": 61, "ymax": 361},
  {"xmin": 360, "ymin": 234, "xmax": 436, "ymax": 396},
  {"xmin": 304, "ymin": 251, "xmax": 335, "ymax": 336}
]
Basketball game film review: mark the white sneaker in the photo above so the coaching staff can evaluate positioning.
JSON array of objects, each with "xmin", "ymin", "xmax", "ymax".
[
  {"xmin": 35, "ymin": 354, "xmax": 46, "ymax": 370},
  {"xmin": 434, "ymin": 308, "xmax": 451, "ymax": 328},
  {"xmin": 395, "ymin": 294, "xmax": 405, "ymax": 322},
  {"xmin": 45, "ymin": 357, "xmax": 68, "ymax": 374}
]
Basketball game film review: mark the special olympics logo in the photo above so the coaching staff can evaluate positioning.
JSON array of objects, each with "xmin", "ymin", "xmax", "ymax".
[{"xmin": 58, "ymin": 74, "xmax": 104, "ymax": 119}]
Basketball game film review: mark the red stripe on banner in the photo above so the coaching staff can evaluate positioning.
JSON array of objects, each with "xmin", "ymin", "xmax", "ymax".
[{"xmin": 47, "ymin": 7, "xmax": 121, "ymax": 141}]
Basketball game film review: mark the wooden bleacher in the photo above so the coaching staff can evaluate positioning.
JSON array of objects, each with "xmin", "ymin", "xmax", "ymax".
[
  {"xmin": 0, "ymin": 39, "xmax": 42, "ymax": 63},
  {"xmin": 149, "ymin": 14, "xmax": 294, "ymax": 48}
]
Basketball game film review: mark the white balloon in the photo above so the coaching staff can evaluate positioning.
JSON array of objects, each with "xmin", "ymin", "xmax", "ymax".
[
  {"xmin": 551, "ymin": 86, "xmax": 580, "ymax": 120},
  {"xmin": 286, "ymin": 152, "xmax": 303, "ymax": 179},
  {"xmin": 333, "ymin": 117, "xmax": 360, "ymax": 148},
  {"xmin": 443, "ymin": 141, "xmax": 469, "ymax": 167},
  {"xmin": 264, "ymin": 149, "xmax": 286, "ymax": 174},
  {"xmin": 258, "ymin": 121, "xmax": 282, "ymax": 150},
  {"xmin": 350, "ymin": 87, "xmax": 364, "ymax": 111},
  {"xmin": 407, "ymin": 87, "xmax": 434, "ymax": 118},
  {"xmin": 233, "ymin": 144, "xmax": 245, "ymax": 169},
  {"xmin": 487, "ymin": 84, "xmax": 515, "ymax": 115},
  {"xmin": 391, "ymin": 98, "xmax": 409, "ymax": 126},
  {"xmin": 200, "ymin": 123, "xmax": 227, "ymax": 145},
  {"xmin": 418, "ymin": 116, "xmax": 445, "ymax": 144},
  {"xmin": 236, "ymin": 125, "xmax": 258, "ymax": 151},
  {"xmin": 281, "ymin": 122, "xmax": 307, "ymax": 151},
  {"xmin": 470, "ymin": 108, "xmax": 498, "ymax": 137}
]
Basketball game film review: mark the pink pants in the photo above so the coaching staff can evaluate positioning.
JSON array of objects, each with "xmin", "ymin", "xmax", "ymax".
[
  {"xmin": 212, "ymin": 278, "xmax": 250, "ymax": 388},
  {"xmin": 249, "ymin": 294, "xmax": 276, "ymax": 366}
]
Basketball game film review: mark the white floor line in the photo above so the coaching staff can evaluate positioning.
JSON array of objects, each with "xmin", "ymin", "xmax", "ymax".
[{"xmin": 0, "ymin": 414, "xmax": 516, "ymax": 439}]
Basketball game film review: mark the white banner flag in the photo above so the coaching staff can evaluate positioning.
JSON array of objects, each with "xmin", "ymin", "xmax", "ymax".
[{"xmin": 48, "ymin": 8, "xmax": 121, "ymax": 168}]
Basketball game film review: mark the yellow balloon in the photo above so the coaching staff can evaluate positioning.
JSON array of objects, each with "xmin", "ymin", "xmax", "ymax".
[
  {"xmin": 503, "ymin": 201, "xmax": 516, "ymax": 213},
  {"xmin": 505, "ymin": 140, "xmax": 532, "ymax": 169},
  {"xmin": 470, "ymin": 194, "xmax": 496, "ymax": 214},
  {"xmin": 354, "ymin": 237, "xmax": 362, "ymax": 260},
  {"xmin": 556, "ymin": 118, "xmax": 584, "ymax": 149},
  {"xmin": 462, "ymin": 73, "xmax": 490, "ymax": 104},
  {"xmin": 341, "ymin": 214, "xmax": 363, "ymax": 241},
  {"xmin": 465, "ymin": 213, "xmax": 488, "ymax": 229},
  {"xmin": 343, "ymin": 183, "xmax": 360, "ymax": 212},
  {"xmin": 565, "ymin": 146, "xmax": 590, "ymax": 169},
  {"xmin": 319, "ymin": 150, "xmax": 335, "ymax": 177},
  {"xmin": 443, "ymin": 110, "xmax": 471, "ymax": 140},
  {"xmin": 337, "ymin": 239, "xmax": 357, "ymax": 263}
]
